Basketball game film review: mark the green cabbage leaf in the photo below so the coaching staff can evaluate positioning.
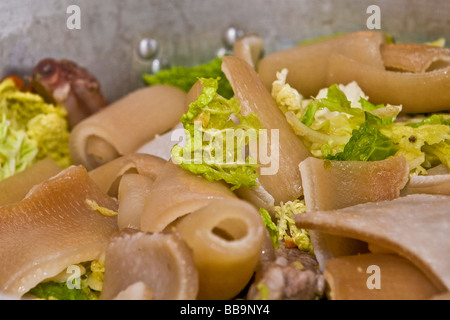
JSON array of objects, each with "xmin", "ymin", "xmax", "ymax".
[{"xmin": 171, "ymin": 77, "xmax": 261, "ymax": 190}]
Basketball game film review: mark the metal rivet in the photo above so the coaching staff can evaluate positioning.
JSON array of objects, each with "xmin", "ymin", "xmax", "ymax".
[
  {"xmin": 149, "ymin": 57, "xmax": 170, "ymax": 74},
  {"xmin": 137, "ymin": 38, "xmax": 159, "ymax": 60},
  {"xmin": 216, "ymin": 47, "xmax": 232, "ymax": 58},
  {"xmin": 222, "ymin": 27, "xmax": 244, "ymax": 49}
]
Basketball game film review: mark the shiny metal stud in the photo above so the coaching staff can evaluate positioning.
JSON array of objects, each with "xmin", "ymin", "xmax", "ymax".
[
  {"xmin": 222, "ymin": 26, "xmax": 245, "ymax": 49},
  {"xmin": 216, "ymin": 47, "xmax": 231, "ymax": 58},
  {"xmin": 137, "ymin": 38, "xmax": 159, "ymax": 60},
  {"xmin": 149, "ymin": 57, "xmax": 170, "ymax": 74}
]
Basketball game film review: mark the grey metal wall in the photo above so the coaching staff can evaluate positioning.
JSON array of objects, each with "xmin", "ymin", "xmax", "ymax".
[{"xmin": 1, "ymin": 0, "xmax": 449, "ymax": 102}]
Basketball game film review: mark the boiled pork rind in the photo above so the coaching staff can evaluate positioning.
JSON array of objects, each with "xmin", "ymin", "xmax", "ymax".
[
  {"xmin": 140, "ymin": 159, "xmax": 237, "ymax": 233},
  {"xmin": 324, "ymin": 253, "xmax": 441, "ymax": 300},
  {"xmin": 174, "ymin": 198, "xmax": 265, "ymax": 300},
  {"xmin": 0, "ymin": 158, "xmax": 62, "ymax": 207},
  {"xmin": 258, "ymin": 31, "xmax": 450, "ymax": 113},
  {"xmin": 222, "ymin": 55, "xmax": 312, "ymax": 204},
  {"xmin": 70, "ymin": 85, "xmax": 186, "ymax": 170},
  {"xmin": 88, "ymin": 153, "xmax": 166, "ymax": 197},
  {"xmin": 403, "ymin": 174, "xmax": 450, "ymax": 196},
  {"xmin": 299, "ymin": 156, "xmax": 409, "ymax": 211},
  {"xmin": 298, "ymin": 156, "xmax": 410, "ymax": 270},
  {"xmin": 0, "ymin": 165, "xmax": 119, "ymax": 298},
  {"xmin": 101, "ymin": 230, "xmax": 199, "ymax": 300},
  {"xmin": 295, "ymin": 194, "xmax": 450, "ymax": 292}
]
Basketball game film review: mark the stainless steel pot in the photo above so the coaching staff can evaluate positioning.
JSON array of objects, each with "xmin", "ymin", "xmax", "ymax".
[{"xmin": 1, "ymin": 0, "xmax": 449, "ymax": 103}]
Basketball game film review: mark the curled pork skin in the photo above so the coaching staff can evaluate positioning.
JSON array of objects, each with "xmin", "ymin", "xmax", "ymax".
[
  {"xmin": 0, "ymin": 158, "xmax": 62, "ymax": 207},
  {"xmin": 295, "ymin": 194, "xmax": 450, "ymax": 292},
  {"xmin": 174, "ymin": 198, "xmax": 265, "ymax": 300},
  {"xmin": 88, "ymin": 153, "xmax": 166, "ymax": 197},
  {"xmin": 101, "ymin": 230, "xmax": 198, "ymax": 300},
  {"xmin": 222, "ymin": 55, "xmax": 311, "ymax": 204},
  {"xmin": 140, "ymin": 159, "xmax": 237, "ymax": 233},
  {"xmin": 0, "ymin": 165, "xmax": 119, "ymax": 298},
  {"xmin": 258, "ymin": 31, "xmax": 450, "ymax": 113},
  {"xmin": 69, "ymin": 85, "xmax": 186, "ymax": 170},
  {"xmin": 298, "ymin": 156, "xmax": 410, "ymax": 270}
]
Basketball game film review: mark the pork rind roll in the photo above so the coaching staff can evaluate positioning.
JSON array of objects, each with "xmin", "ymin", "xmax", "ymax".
[
  {"xmin": 101, "ymin": 230, "xmax": 199, "ymax": 300},
  {"xmin": 140, "ymin": 159, "xmax": 237, "ymax": 233},
  {"xmin": 327, "ymin": 53, "xmax": 450, "ymax": 113},
  {"xmin": 258, "ymin": 31, "xmax": 386, "ymax": 99},
  {"xmin": 88, "ymin": 153, "xmax": 166, "ymax": 197},
  {"xmin": 70, "ymin": 85, "xmax": 186, "ymax": 170},
  {"xmin": 258, "ymin": 31, "xmax": 450, "ymax": 113},
  {"xmin": 174, "ymin": 198, "xmax": 265, "ymax": 300},
  {"xmin": 87, "ymin": 153, "xmax": 167, "ymax": 230}
]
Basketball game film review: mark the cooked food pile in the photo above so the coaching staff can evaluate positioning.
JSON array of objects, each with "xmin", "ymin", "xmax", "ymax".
[{"xmin": 0, "ymin": 30, "xmax": 449, "ymax": 300}]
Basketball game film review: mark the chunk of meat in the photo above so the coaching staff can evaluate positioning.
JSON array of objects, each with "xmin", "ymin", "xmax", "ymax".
[
  {"xmin": 31, "ymin": 58, "xmax": 107, "ymax": 128},
  {"xmin": 247, "ymin": 244, "xmax": 325, "ymax": 300}
]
